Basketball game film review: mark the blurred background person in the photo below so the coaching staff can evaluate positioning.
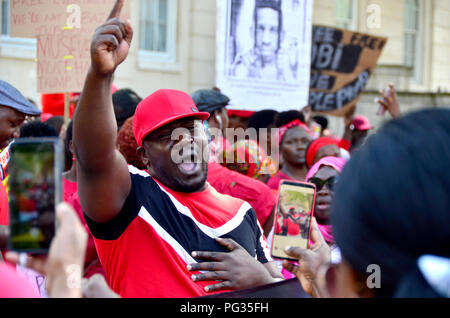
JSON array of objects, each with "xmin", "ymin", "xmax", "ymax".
[
  {"xmin": 62, "ymin": 120, "xmax": 105, "ymax": 279},
  {"xmin": 284, "ymin": 109, "xmax": 450, "ymax": 298},
  {"xmin": 43, "ymin": 116, "xmax": 65, "ymax": 136},
  {"xmin": 19, "ymin": 120, "xmax": 59, "ymax": 139},
  {"xmin": 116, "ymin": 117, "xmax": 146, "ymax": 170},
  {"xmin": 112, "ymin": 88, "xmax": 142, "ymax": 131},
  {"xmin": 267, "ymin": 111, "xmax": 311, "ymax": 190},
  {"xmin": 305, "ymin": 137, "xmax": 342, "ymax": 169}
]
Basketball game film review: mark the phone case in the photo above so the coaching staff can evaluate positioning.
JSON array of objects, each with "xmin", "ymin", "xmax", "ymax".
[
  {"xmin": 7, "ymin": 138, "xmax": 62, "ymax": 254},
  {"xmin": 270, "ymin": 179, "xmax": 317, "ymax": 261}
]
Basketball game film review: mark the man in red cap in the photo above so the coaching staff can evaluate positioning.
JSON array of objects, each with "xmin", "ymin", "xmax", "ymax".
[
  {"xmin": 72, "ymin": 0, "xmax": 282, "ymax": 298},
  {"xmin": 348, "ymin": 115, "xmax": 373, "ymax": 153}
]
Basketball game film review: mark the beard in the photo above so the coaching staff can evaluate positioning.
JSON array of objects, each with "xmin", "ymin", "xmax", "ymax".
[{"xmin": 152, "ymin": 161, "xmax": 209, "ymax": 193}]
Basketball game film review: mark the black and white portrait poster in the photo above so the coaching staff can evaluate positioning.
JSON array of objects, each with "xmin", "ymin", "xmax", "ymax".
[{"xmin": 216, "ymin": 0, "xmax": 313, "ymax": 111}]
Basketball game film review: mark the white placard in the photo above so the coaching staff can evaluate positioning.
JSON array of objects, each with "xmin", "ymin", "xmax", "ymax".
[{"xmin": 216, "ymin": 0, "xmax": 313, "ymax": 111}]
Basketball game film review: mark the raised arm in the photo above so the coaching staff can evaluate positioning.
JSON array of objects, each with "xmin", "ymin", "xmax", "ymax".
[{"xmin": 73, "ymin": 0, "xmax": 133, "ymax": 223}]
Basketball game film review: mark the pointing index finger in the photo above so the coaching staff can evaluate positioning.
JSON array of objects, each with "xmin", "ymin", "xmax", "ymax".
[{"xmin": 107, "ymin": 0, "xmax": 124, "ymax": 21}]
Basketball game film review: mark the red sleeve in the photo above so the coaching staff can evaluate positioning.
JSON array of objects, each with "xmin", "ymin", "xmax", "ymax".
[
  {"xmin": 248, "ymin": 181, "xmax": 276, "ymax": 226},
  {"xmin": 208, "ymin": 163, "xmax": 275, "ymax": 226},
  {"xmin": 0, "ymin": 183, "xmax": 9, "ymax": 226},
  {"xmin": 338, "ymin": 138, "xmax": 351, "ymax": 151}
]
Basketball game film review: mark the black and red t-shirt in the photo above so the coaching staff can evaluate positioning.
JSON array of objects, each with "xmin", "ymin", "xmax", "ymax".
[{"xmin": 84, "ymin": 166, "xmax": 271, "ymax": 298}]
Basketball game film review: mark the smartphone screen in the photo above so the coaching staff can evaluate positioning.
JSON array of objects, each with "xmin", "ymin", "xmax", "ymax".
[
  {"xmin": 271, "ymin": 180, "xmax": 316, "ymax": 260},
  {"xmin": 8, "ymin": 138, "xmax": 62, "ymax": 254}
]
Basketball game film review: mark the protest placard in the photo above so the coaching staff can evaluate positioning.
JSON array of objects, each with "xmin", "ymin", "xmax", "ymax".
[
  {"xmin": 309, "ymin": 25, "xmax": 388, "ymax": 116},
  {"xmin": 10, "ymin": 0, "xmax": 130, "ymax": 93},
  {"xmin": 10, "ymin": 0, "xmax": 130, "ymax": 38},
  {"xmin": 216, "ymin": 0, "xmax": 313, "ymax": 112},
  {"xmin": 36, "ymin": 32, "xmax": 91, "ymax": 93}
]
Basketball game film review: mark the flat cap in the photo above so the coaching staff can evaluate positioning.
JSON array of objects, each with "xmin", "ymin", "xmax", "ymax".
[
  {"xmin": 190, "ymin": 89, "xmax": 230, "ymax": 115},
  {"xmin": 0, "ymin": 80, "xmax": 41, "ymax": 116}
]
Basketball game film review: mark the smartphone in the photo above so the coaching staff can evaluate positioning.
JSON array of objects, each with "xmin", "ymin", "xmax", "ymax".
[
  {"xmin": 271, "ymin": 180, "xmax": 316, "ymax": 261},
  {"xmin": 8, "ymin": 138, "xmax": 62, "ymax": 254}
]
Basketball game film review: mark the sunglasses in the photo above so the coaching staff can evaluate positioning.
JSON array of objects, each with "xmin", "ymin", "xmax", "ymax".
[{"xmin": 307, "ymin": 176, "xmax": 339, "ymax": 191}]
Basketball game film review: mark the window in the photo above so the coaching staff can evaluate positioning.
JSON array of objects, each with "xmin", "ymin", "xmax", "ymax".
[
  {"xmin": 0, "ymin": 0, "xmax": 36, "ymax": 59},
  {"xmin": 404, "ymin": 0, "xmax": 420, "ymax": 68},
  {"xmin": 1, "ymin": 0, "xmax": 9, "ymax": 35},
  {"xmin": 335, "ymin": 0, "xmax": 357, "ymax": 30},
  {"xmin": 139, "ymin": 0, "xmax": 178, "ymax": 70}
]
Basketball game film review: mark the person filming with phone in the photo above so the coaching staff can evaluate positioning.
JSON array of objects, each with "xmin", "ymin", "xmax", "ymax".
[{"xmin": 0, "ymin": 80, "xmax": 42, "ymax": 257}]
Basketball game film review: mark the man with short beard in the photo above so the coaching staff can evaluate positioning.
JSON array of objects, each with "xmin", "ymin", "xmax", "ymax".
[{"xmin": 73, "ymin": 1, "xmax": 282, "ymax": 298}]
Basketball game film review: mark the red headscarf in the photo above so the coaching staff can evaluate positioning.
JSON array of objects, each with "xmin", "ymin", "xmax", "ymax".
[
  {"xmin": 278, "ymin": 119, "xmax": 311, "ymax": 146},
  {"xmin": 305, "ymin": 137, "xmax": 340, "ymax": 168}
]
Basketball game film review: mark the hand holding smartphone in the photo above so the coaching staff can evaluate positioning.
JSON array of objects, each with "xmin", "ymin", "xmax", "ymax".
[
  {"xmin": 271, "ymin": 180, "xmax": 316, "ymax": 261},
  {"xmin": 8, "ymin": 138, "xmax": 62, "ymax": 254}
]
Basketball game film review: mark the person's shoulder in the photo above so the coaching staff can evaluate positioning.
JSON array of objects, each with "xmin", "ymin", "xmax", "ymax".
[
  {"xmin": 128, "ymin": 165, "xmax": 151, "ymax": 178},
  {"xmin": 233, "ymin": 172, "xmax": 273, "ymax": 195},
  {"xmin": 267, "ymin": 171, "xmax": 285, "ymax": 189},
  {"xmin": 216, "ymin": 166, "xmax": 271, "ymax": 195}
]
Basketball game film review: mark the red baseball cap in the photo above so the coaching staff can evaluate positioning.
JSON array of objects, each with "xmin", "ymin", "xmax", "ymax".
[
  {"xmin": 352, "ymin": 115, "xmax": 373, "ymax": 131},
  {"xmin": 133, "ymin": 89, "xmax": 210, "ymax": 146}
]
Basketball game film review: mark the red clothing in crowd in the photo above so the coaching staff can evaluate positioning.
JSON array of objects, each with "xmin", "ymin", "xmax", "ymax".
[
  {"xmin": 84, "ymin": 166, "xmax": 271, "ymax": 298},
  {"xmin": 266, "ymin": 170, "xmax": 293, "ymax": 191},
  {"xmin": 0, "ymin": 182, "xmax": 8, "ymax": 260},
  {"xmin": 0, "ymin": 182, "xmax": 8, "ymax": 226},
  {"xmin": 207, "ymin": 162, "xmax": 275, "ymax": 227},
  {"xmin": 63, "ymin": 178, "xmax": 105, "ymax": 278},
  {"xmin": 337, "ymin": 138, "xmax": 351, "ymax": 151}
]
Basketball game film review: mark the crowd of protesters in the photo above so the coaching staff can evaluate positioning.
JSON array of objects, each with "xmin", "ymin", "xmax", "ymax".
[{"xmin": 0, "ymin": 0, "xmax": 449, "ymax": 299}]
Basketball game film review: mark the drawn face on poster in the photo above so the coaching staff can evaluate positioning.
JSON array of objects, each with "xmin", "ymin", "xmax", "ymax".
[
  {"xmin": 217, "ymin": 0, "xmax": 313, "ymax": 110},
  {"xmin": 227, "ymin": 0, "xmax": 304, "ymax": 83}
]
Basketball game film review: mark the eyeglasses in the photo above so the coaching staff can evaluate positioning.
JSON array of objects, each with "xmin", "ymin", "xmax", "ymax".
[{"xmin": 307, "ymin": 176, "xmax": 339, "ymax": 191}]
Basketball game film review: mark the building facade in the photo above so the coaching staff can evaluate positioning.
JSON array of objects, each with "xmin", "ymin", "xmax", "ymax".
[{"xmin": 0, "ymin": 0, "xmax": 449, "ymax": 133}]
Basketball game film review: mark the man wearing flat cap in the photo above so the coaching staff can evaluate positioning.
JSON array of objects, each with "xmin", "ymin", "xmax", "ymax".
[
  {"xmin": 72, "ymin": 0, "xmax": 282, "ymax": 298},
  {"xmin": 0, "ymin": 80, "xmax": 42, "ymax": 253},
  {"xmin": 0, "ymin": 80, "xmax": 41, "ymax": 150},
  {"xmin": 190, "ymin": 89, "xmax": 230, "ymax": 138}
]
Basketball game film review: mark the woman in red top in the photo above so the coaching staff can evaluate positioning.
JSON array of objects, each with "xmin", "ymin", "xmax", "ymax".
[{"xmin": 267, "ymin": 111, "xmax": 312, "ymax": 191}]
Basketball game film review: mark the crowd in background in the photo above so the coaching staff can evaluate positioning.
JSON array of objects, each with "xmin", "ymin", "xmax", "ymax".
[{"xmin": 0, "ymin": 0, "xmax": 449, "ymax": 299}]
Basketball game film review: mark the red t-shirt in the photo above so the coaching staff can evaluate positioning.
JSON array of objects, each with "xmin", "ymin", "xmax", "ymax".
[
  {"xmin": 207, "ymin": 162, "xmax": 275, "ymax": 226},
  {"xmin": 0, "ymin": 182, "xmax": 9, "ymax": 226},
  {"xmin": 84, "ymin": 166, "xmax": 271, "ymax": 298},
  {"xmin": 266, "ymin": 171, "xmax": 294, "ymax": 191},
  {"xmin": 63, "ymin": 178, "xmax": 105, "ymax": 278}
]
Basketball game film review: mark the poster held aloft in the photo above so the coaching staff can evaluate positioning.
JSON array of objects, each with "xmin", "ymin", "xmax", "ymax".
[
  {"xmin": 11, "ymin": 0, "xmax": 130, "ymax": 94},
  {"xmin": 309, "ymin": 25, "xmax": 388, "ymax": 116},
  {"xmin": 216, "ymin": 0, "xmax": 314, "ymax": 112},
  {"xmin": 36, "ymin": 32, "xmax": 91, "ymax": 94},
  {"xmin": 10, "ymin": 0, "xmax": 131, "ymax": 39}
]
